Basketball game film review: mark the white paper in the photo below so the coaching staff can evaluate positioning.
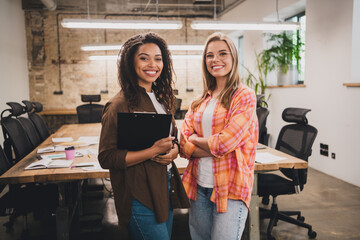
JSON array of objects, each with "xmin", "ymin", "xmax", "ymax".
[
  {"xmin": 255, "ymin": 152, "xmax": 287, "ymax": 164},
  {"xmin": 52, "ymin": 137, "xmax": 74, "ymax": 143},
  {"xmin": 256, "ymin": 145, "xmax": 267, "ymax": 150},
  {"xmin": 54, "ymin": 146, "xmax": 67, "ymax": 152},
  {"xmin": 76, "ymin": 149, "xmax": 98, "ymax": 156},
  {"xmin": 82, "ymin": 162, "xmax": 106, "ymax": 171},
  {"xmin": 37, "ymin": 145, "xmax": 78, "ymax": 154},
  {"xmin": 74, "ymin": 162, "xmax": 95, "ymax": 167},
  {"xmin": 48, "ymin": 160, "xmax": 73, "ymax": 168},
  {"xmin": 40, "ymin": 152, "xmax": 82, "ymax": 160},
  {"xmin": 25, "ymin": 158, "xmax": 52, "ymax": 170},
  {"xmin": 41, "ymin": 153, "xmax": 66, "ymax": 159},
  {"xmin": 77, "ymin": 136, "xmax": 99, "ymax": 145},
  {"xmin": 25, "ymin": 158, "xmax": 73, "ymax": 170},
  {"xmin": 37, "ymin": 146, "xmax": 55, "ymax": 153}
]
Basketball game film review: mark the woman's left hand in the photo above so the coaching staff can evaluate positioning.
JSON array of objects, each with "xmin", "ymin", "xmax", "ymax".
[{"xmin": 151, "ymin": 144, "xmax": 179, "ymax": 165}]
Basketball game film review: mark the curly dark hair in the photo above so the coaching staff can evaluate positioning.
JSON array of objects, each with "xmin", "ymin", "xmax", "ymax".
[{"xmin": 118, "ymin": 32, "xmax": 176, "ymax": 113}]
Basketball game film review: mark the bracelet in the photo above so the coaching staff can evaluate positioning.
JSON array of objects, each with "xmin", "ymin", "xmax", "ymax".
[{"xmin": 172, "ymin": 139, "xmax": 180, "ymax": 150}]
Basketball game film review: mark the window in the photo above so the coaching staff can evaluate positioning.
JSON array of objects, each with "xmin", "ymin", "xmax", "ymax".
[{"xmin": 286, "ymin": 12, "xmax": 306, "ymax": 83}]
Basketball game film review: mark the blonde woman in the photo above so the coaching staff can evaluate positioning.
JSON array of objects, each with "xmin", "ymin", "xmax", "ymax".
[{"xmin": 180, "ymin": 32, "xmax": 258, "ymax": 240}]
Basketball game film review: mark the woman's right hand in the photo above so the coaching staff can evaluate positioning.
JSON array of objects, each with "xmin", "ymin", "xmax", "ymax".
[{"xmin": 152, "ymin": 136, "xmax": 175, "ymax": 156}]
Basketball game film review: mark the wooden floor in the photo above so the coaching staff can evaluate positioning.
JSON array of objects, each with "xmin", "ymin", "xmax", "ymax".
[{"xmin": 1, "ymin": 167, "xmax": 360, "ymax": 240}]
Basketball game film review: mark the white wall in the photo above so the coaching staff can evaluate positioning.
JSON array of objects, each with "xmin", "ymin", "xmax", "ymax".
[
  {"xmin": 223, "ymin": 0, "xmax": 360, "ymax": 187},
  {"xmin": 0, "ymin": 0, "xmax": 29, "ymax": 144},
  {"xmin": 351, "ymin": 0, "xmax": 360, "ymax": 82}
]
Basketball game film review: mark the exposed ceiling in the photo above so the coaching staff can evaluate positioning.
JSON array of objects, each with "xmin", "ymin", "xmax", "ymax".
[{"xmin": 22, "ymin": 0, "xmax": 246, "ymax": 18}]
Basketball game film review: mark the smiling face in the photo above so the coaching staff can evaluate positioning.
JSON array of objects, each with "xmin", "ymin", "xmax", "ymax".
[
  {"xmin": 205, "ymin": 40, "xmax": 233, "ymax": 81},
  {"xmin": 134, "ymin": 43, "xmax": 163, "ymax": 92}
]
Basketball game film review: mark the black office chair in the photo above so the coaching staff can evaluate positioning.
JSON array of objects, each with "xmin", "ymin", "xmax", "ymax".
[
  {"xmin": 16, "ymin": 101, "xmax": 43, "ymax": 148},
  {"xmin": 0, "ymin": 143, "xmax": 58, "ymax": 238},
  {"xmin": 22, "ymin": 101, "xmax": 50, "ymax": 141},
  {"xmin": 1, "ymin": 102, "xmax": 34, "ymax": 165},
  {"xmin": 256, "ymin": 95, "xmax": 270, "ymax": 145},
  {"xmin": 258, "ymin": 108, "xmax": 318, "ymax": 240},
  {"xmin": 257, "ymin": 107, "xmax": 270, "ymax": 145},
  {"xmin": 76, "ymin": 95, "xmax": 104, "ymax": 124},
  {"xmin": 174, "ymin": 98, "xmax": 182, "ymax": 119}
]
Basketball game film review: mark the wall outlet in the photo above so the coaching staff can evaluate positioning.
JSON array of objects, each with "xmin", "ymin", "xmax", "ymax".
[
  {"xmin": 331, "ymin": 153, "xmax": 336, "ymax": 159},
  {"xmin": 320, "ymin": 143, "xmax": 329, "ymax": 156}
]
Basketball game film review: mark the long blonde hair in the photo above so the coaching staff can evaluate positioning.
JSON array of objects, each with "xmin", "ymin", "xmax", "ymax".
[{"xmin": 191, "ymin": 32, "xmax": 241, "ymax": 111}]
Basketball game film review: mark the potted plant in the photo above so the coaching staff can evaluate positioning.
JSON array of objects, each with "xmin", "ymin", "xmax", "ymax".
[
  {"xmin": 243, "ymin": 51, "xmax": 270, "ymax": 107},
  {"xmin": 260, "ymin": 31, "xmax": 303, "ymax": 86}
]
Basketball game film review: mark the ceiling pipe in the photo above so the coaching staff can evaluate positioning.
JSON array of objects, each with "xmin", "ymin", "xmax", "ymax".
[{"xmin": 40, "ymin": 0, "xmax": 57, "ymax": 11}]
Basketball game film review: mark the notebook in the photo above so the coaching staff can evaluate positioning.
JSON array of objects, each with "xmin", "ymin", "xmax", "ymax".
[
  {"xmin": 117, "ymin": 112, "xmax": 172, "ymax": 151},
  {"xmin": 25, "ymin": 157, "xmax": 73, "ymax": 170}
]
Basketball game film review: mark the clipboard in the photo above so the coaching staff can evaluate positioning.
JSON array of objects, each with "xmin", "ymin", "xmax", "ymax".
[{"xmin": 117, "ymin": 112, "xmax": 172, "ymax": 151}]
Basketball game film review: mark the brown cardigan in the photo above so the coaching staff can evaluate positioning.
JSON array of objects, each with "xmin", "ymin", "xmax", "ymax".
[{"xmin": 98, "ymin": 89, "xmax": 189, "ymax": 230}]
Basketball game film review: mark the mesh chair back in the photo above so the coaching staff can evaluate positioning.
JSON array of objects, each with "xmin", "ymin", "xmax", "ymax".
[
  {"xmin": 20, "ymin": 101, "xmax": 42, "ymax": 147},
  {"xmin": 275, "ymin": 108, "xmax": 318, "ymax": 185},
  {"xmin": 76, "ymin": 94, "xmax": 104, "ymax": 123},
  {"xmin": 76, "ymin": 104, "xmax": 104, "ymax": 123},
  {"xmin": 18, "ymin": 117, "xmax": 42, "ymax": 148},
  {"xmin": 1, "ymin": 116, "xmax": 33, "ymax": 165},
  {"xmin": 174, "ymin": 98, "xmax": 182, "ymax": 119},
  {"xmin": 256, "ymin": 107, "xmax": 269, "ymax": 144},
  {"xmin": 28, "ymin": 102, "xmax": 50, "ymax": 141},
  {"xmin": 0, "ymin": 145, "xmax": 11, "ymax": 193},
  {"xmin": 175, "ymin": 98, "xmax": 182, "ymax": 112}
]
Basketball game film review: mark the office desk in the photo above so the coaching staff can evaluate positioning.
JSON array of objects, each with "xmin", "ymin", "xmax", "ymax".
[{"xmin": 0, "ymin": 123, "xmax": 307, "ymax": 240}]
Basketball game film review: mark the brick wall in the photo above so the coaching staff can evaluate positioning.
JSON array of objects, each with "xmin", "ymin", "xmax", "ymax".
[{"xmin": 25, "ymin": 11, "xmax": 215, "ymax": 111}]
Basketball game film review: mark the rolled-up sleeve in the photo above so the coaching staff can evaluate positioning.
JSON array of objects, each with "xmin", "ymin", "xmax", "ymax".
[
  {"xmin": 208, "ymin": 90, "xmax": 257, "ymax": 158},
  {"xmin": 179, "ymin": 106, "xmax": 197, "ymax": 160},
  {"xmin": 98, "ymin": 102, "xmax": 128, "ymax": 170}
]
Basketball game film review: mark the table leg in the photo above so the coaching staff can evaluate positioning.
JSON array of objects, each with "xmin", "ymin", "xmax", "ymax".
[
  {"xmin": 56, "ymin": 183, "xmax": 69, "ymax": 240},
  {"xmin": 249, "ymin": 173, "xmax": 260, "ymax": 240}
]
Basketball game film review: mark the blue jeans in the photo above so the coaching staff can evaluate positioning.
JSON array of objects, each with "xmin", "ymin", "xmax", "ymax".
[
  {"xmin": 189, "ymin": 184, "xmax": 248, "ymax": 240},
  {"xmin": 128, "ymin": 171, "xmax": 173, "ymax": 240}
]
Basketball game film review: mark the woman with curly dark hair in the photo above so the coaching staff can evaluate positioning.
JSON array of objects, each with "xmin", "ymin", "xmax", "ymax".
[{"xmin": 98, "ymin": 32, "xmax": 189, "ymax": 240}]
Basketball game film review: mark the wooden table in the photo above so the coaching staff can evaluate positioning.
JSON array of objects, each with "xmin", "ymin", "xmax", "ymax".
[
  {"xmin": 0, "ymin": 123, "xmax": 107, "ymax": 185},
  {"xmin": 0, "ymin": 123, "xmax": 107, "ymax": 240},
  {"xmin": 0, "ymin": 123, "xmax": 307, "ymax": 240}
]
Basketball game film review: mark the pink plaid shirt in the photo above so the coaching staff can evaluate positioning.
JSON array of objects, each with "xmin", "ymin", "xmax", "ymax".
[{"xmin": 180, "ymin": 85, "xmax": 258, "ymax": 212}]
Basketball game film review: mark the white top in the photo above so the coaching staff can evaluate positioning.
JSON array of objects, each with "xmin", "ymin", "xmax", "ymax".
[
  {"xmin": 147, "ymin": 92, "xmax": 172, "ymax": 171},
  {"xmin": 197, "ymin": 97, "xmax": 218, "ymax": 188}
]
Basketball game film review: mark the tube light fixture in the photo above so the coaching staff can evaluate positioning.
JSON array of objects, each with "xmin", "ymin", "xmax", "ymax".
[
  {"xmin": 88, "ymin": 54, "xmax": 202, "ymax": 61},
  {"xmin": 191, "ymin": 21, "xmax": 300, "ymax": 31},
  {"xmin": 61, "ymin": 19, "xmax": 183, "ymax": 30},
  {"xmin": 82, "ymin": 44, "xmax": 204, "ymax": 51}
]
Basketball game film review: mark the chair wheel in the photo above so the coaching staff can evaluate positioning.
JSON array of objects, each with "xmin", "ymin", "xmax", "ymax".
[
  {"xmin": 262, "ymin": 196, "xmax": 270, "ymax": 205},
  {"xmin": 297, "ymin": 215, "xmax": 305, "ymax": 222},
  {"xmin": 308, "ymin": 230, "xmax": 317, "ymax": 238}
]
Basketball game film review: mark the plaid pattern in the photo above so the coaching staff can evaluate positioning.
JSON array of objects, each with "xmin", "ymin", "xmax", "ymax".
[{"xmin": 180, "ymin": 85, "xmax": 258, "ymax": 212}]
